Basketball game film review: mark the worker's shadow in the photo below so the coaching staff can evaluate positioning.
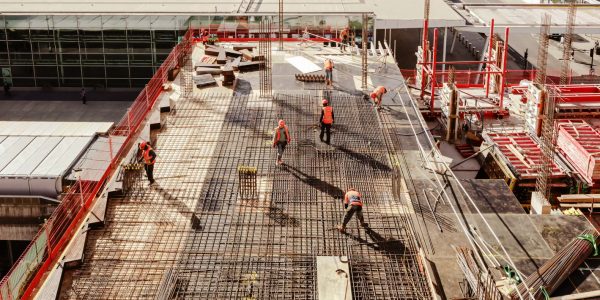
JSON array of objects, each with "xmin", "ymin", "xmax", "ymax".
[
  {"xmin": 345, "ymin": 227, "xmax": 406, "ymax": 255},
  {"xmin": 154, "ymin": 184, "xmax": 202, "ymax": 231},
  {"xmin": 266, "ymin": 206, "xmax": 300, "ymax": 227},
  {"xmin": 282, "ymin": 164, "xmax": 345, "ymax": 199},
  {"xmin": 336, "ymin": 146, "xmax": 391, "ymax": 172}
]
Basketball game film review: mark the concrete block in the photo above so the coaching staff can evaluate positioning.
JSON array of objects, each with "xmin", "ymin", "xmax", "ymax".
[
  {"xmin": 317, "ymin": 256, "xmax": 352, "ymax": 300},
  {"xmin": 531, "ymin": 191, "xmax": 551, "ymax": 215}
]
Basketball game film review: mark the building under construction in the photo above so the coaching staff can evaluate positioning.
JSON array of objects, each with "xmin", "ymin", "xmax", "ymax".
[{"xmin": 2, "ymin": 1, "xmax": 600, "ymax": 300}]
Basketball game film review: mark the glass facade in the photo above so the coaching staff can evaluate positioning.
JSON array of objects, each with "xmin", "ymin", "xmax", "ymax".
[{"xmin": 1, "ymin": 15, "xmax": 368, "ymax": 88}]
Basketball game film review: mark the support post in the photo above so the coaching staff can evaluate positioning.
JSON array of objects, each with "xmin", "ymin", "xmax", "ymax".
[
  {"xmin": 420, "ymin": 19, "xmax": 429, "ymax": 100},
  {"xmin": 430, "ymin": 28, "xmax": 438, "ymax": 113},
  {"xmin": 485, "ymin": 19, "xmax": 495, "ymax": 98},
  {"xmin": 361, "ymin": 13, "xmax": 368, "ymax": 90},
  {"xmin": 499, "ymin": 27, "xmax": 509, "ymax": 111},
  {"xmin": 442, "ymin": 27, "xmax": 448, "ymax": 82}
]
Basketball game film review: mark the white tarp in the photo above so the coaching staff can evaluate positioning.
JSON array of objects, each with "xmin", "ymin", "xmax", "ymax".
[{"xmin": 285, "ymin": 56, "xmax": 322, "ymax": 74}]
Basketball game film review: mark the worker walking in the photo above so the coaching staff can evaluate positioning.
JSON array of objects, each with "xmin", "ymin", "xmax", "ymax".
[
  {"xmin": 370, "ymin": 85, "xmax": 388, "ymax": 109},
  {"xmin": 138, "ymin": 141, "xmax": 157, "ymax": 185},
  {"xmin": 337, "ymin": 188, "xmax": 367, "ymax": 233},
  {"xmin": 324, "ymin": 58, "xmax": 334, "ymax": 87},
  {"xmin": 340, "ymin": 27, "xmax": 349, "ymax": 53},
  {"xmin": 273, "ymin": 120, "xmax": 291, "ymax": 165},
  {"xmin": 320, "ymin": 99, "xmax": 334, "ymax": 144}
]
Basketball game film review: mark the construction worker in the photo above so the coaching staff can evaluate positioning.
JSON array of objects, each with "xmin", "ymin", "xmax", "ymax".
[
  {"xmin": 324, "ymin": 58, "xmax": 334, "ymax": 87},
  {"xmin": 138, "ymin": 141, "xmax": 157, "ymax": 185},
  {"xmin": 370, "ymin": 85, "xmax": 388, "ymax": 109},
  {"xmin": 337, "ymin": 188, "xmax": 367, "ymax": 233},
  {"xmin": 340, "ymin": 27, "xmax": 349, "ymax": 52},
  {"xmin": 320, "ymin": 99, "xmax": 334, "ymax": 144},
  {"xmin": 272, "ymin": 120, "xmax": 291, "ymax": 165}
]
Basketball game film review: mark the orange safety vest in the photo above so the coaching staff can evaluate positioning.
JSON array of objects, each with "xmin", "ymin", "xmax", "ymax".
[
  {"xmin": 345, "ymin": 190, "xmax": 363, "ymax": 207},
  {"xmin": 341, "ymin": 29, "xmax": 348, "ymax": 38},
  {"xmin": 143, "ymin": 147, "xmax": 155, "ymax": 165},
  {"xmin": 374, "ymin": 86, "xmax": 387, "ymax": 96},
  {"xmin": 322, "ymin": 106, "xmax": 333, "ymax": 124},
  {"xmin": 274, "ymin": 126, "xmax": 291, "ymax": 143},
  {"xmin": 324, "ymin": 59, "xmax": 333, "ymax": 70}
]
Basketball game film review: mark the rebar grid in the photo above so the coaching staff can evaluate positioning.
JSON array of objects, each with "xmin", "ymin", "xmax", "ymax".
[
  {"xmin": 64, "ymin": 91, "xmax": 430, "ymax": 299},
  {"xmin": 535, "ymin": 14, "xmax": 550, "ymax": 86},
  {"xmin": 361, "ymin": 13, "xmax": 368, "ymax": 91},
  {"xmin": 536, "ymin": 89, "xmax": 557, "ymax": 201},
  {"xmin": 560, "ymin": 0, "xmax": 577, "ymax": 85},
  {"xmin": 259, "ymin": 19, "xmax": 273, "ymax": 98}
]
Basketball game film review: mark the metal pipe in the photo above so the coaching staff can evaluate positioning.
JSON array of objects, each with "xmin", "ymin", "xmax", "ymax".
[
  {"xmin": 485, "ymin": 19, "xmax": 495, "ymax": 98},
  {"xmin": 420, "ymin": 19, "xmax": 429, "ymax": 99},
  {"xmin": 499, "ymin": 27, "xmax": 509, "ymax": 111},
  {"xmin": 430, "ymin": 28, "xmax": 438, "ymax": 113}
]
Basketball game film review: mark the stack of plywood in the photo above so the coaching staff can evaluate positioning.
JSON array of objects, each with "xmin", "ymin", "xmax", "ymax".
[{"xmin": 557, "ymin": 120, "xmax": 600, "ymax": 183}]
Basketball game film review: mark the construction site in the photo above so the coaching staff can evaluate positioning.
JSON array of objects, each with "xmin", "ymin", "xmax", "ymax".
[{"xmin": 2, "ymin": 0, "xmax": 600, "ymax": 299}]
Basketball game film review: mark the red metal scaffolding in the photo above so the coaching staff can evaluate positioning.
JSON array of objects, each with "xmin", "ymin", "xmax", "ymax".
[{"xmin": 417, "ymin": 19, "xmax": 520, "ymax": 115}]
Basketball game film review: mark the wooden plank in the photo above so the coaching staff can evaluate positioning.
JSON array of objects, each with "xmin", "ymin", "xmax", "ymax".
[
  {"xmin": 240, "ymin": 49, "xmax": 254, "ymax": 61},
  {"xmin": 195, "ymin": 68, "xmax": 222, "ymax": 75},
  {"xmin": 217, "ymin": 50, "xmax": 227, "ymax": 65},
  {"xmin": 194, "ymin": 63, "xmax": 220, "ymax": 69},
  {"xmin": 233, "ymin": 45, "xmax": 256, "ymax": 51}
]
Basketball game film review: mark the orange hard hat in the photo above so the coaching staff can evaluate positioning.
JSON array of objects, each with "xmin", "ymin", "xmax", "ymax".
[
  {"xmin": 322, "ymin": 99, "xmax": 328, "ymax": 105},
  {"xmin": 139, "ymin": 141, "xmax": 147, "ymax": 150},
  {"xmin": 279, "ymin": 120, "xmax": 285, "ymax": 127}
]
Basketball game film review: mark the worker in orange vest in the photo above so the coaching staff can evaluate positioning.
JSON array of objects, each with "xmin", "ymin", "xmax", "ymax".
[
  {"xmin": 340, "ymin": 27, "xmax": 349, "ymax": 52},
  {"xmin": 370, "ymin": 85, "xmax": 388, "ymax": 109},
  {"xmin": 272, "ymin": 120, "xmax": 291, "ymax": 165},
  {"xmin": 320, "ymin": 99, "xmax": 334, "ymax": 144},
  {"xmin": 138, "ymin": 141, "xmax": 157, "ymax": 185},
  {"xmin": 324, "ymin": 59, "xmax": 334, "ymax": 87},
  {"xmin": 337, "ymin": 188, "xmax": 367, "ymax": 233}
]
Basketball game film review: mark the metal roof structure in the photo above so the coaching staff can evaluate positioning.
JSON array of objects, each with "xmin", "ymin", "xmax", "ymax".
[
  {"xmin": 0, "ymin": 0, "xmax": 465, "ymax": 29},
  {"xmin": 0, "ymin": 122, "xmax": 113, "ymax": 197},
  {"xmin": 0, "ymin": 122, "xmax": 113, "ymax": 137},
  {"xmin": 460, "ymin": 4, "xmax": 600, "ymax": 33}
]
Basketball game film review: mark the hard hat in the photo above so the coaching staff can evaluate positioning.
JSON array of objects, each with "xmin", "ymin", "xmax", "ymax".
[
  {"xmin": 322, "ymin": 99, "xmax": 328, "ymax": 105},
  {"xmin": 370, "ymin": 93, "xmax": 377, "ymax": 99},
  {"xmin": 139, "ymin": 141, "xmax": 147, "ymax": 150},
  {"xmin": 279, "ymin": 120, "xmax": 285, "ymax": 127}
]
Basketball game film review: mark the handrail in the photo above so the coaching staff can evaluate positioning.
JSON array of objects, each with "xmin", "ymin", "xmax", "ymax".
[{"xmin": 0, "ymin": 28, "xmax": 194, "ymax": 300}]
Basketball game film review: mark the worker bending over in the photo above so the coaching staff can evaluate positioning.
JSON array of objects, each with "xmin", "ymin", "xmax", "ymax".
[
  {"xmin": 138, "ymin": 141, "xmax": 157, "ymax": 186},
  {"xmin": 273, "ymin": 120, "xmax": 291, "ymax": 165},
  {"xmin": 324, "ymin": 58, "xmax": 334, "ymax": 87},
  {"xmin": 320, "ymin": 99, "xmax": 334, "ymax": 144},
  {"xmin": 370, "ymin": 86, "xmax": 388, "ymax": 109},
  {"xmin": 338, "ymin": 188, "xmax": 367, "ymax": 233}
]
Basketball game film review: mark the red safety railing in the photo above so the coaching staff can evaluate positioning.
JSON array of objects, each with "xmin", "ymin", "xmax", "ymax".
[
  {"xmin": 0, "ymin": 29, "xmax": 194, "ymax": 300},
  {"xmin": 401, "ymin": 69, "xmax": 538, "ymax": 88}
]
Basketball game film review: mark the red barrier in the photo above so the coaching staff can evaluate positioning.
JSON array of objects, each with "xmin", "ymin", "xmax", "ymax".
[{"xmin": 0, "ymin": 29, "xmax": 194, "ymax": 300}]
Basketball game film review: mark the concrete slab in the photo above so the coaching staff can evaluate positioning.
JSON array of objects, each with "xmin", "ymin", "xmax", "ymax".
[{"xmin": 317, "ymin": 256, "xmax": 352, "ymax": 300}]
